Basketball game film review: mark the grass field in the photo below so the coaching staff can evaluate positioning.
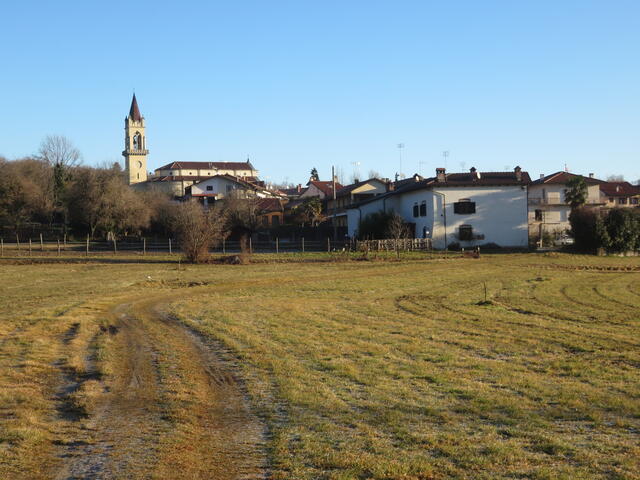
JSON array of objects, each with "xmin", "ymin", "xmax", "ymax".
[{"xmin": 0, "ymin": 253, "xmax": 639, "ymax": 479}]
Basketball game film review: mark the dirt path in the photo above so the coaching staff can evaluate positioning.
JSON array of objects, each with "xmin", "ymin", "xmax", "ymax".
[{"xmin": 55, "ymin": 297, "xmax": 268, "ymax": 480}]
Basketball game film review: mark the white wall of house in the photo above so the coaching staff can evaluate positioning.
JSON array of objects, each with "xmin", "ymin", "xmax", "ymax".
[
  {"xmin": 528, "ymin": 183, "xmax": 600, "ymax": 235},
  {"xmin": 347, "ymin": 185, "xmax": 529, "ymax": 249},
  {"xmin": 432, "ymin": 186, "xmax": 528, "ymax": 249},
  {"xmin": 191, "ymin": 176, "xmax": 246, "ymax": 198}
]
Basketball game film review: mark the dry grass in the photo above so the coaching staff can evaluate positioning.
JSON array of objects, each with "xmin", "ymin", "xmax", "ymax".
[{"xmin": 0, "ymin": 253, "xmax": 639, "ymax": 479}]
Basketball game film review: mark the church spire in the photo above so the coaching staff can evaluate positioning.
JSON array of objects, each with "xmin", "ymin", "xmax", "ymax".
[{"xmin": 128, "ymin": 93, "xmax": 142, "ymax": 122}]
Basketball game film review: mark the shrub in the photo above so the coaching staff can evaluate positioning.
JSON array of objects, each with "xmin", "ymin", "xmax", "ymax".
[
  {"xmin": 358, "ymin": 210, "xmax": 395, "ymax": 240},
  {"xmin": 171, "ymin": 202, "xmax": 228, "ymax": 263},
  {"xmin": 569, "ymin": 207, "xmax": 603, "ymax": 252},
  {"xmin": 600, "ymin": 208, "xmax": 640, "ymax": 253}
]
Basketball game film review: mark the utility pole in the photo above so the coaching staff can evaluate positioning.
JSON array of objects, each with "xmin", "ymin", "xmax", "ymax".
[{"xmin": 332, "ymin": 165, "xmax": 337, "ymax": 242}]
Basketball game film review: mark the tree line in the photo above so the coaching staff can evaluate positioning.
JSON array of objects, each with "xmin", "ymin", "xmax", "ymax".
[{"xmin": 0, "ymin": 136, "xmax": 271, "ymax": 262}]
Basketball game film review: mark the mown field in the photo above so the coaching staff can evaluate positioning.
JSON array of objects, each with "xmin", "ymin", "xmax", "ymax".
[{"xmin": 0, "ymin": 253, "xmax": 639, "ymax": 479}]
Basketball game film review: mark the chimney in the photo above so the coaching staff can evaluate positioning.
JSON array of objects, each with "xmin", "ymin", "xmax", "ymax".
[
  {"xmin": 514, "ymin": 165, "xmax": 522, "ymax": 181},
  {"xmin": 470, "ymin": 166, "xmax": 480, "ymax": 180},
  {"xmin": 540, "ymin": 174, "xmax": 545, "ymax": 180},
  {"xmin": 436, "ymin": 167, "xmax": 446, "ymax": 182},
  {"xmin": 589, "ymin": 173, "xmax": 594, "ymax": 178},
  {"xmin": 297, "ymin": 184, "xmax": 302, "ymax": 193}
]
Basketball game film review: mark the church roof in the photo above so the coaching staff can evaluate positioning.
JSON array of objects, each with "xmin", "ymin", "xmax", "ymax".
[
  {"xmin": 155, "ymin": 161, "xmax": 256, "ymax": 172},
  {"xmin": 129, "ymin": 94, "xmax": 142, "ymax": 121}
]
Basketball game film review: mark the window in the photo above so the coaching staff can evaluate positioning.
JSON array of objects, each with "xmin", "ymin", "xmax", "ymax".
[
  {"xmin": 206, "ymin": 185, "xmax": 213, "ymax": 191},
  {"xmin": 412, "ymin": 203, "xmax": 419, "ymax": 218},
  {"xmin": 459, "ymin": 225, "xmax": 473, "ymax": 241},
  {"xmin": 618, "ymin": 198, "xmax": 627, "ymax": 204},
  {"xmin": 226, "ymin": 185, "xmax": 233, "ymax": 193},
  {"xmin": 535, "ymin": 209, "xmax": 543, "ymax": 221},
  {"xmin": 419, "ymin": 201, "xmax": 427, "ymax": 217},
  {"xmin": 453, "ymin": 199, "xmax": 476, "ymax": 214},
  {"xmin": 609, "ymin": 197, "xmax": 614, "ymax": 203},
  {"xmin": 272, "ymin": 215, "xmax": 280, "ymax": 226},
  {"xmin": 631, "ymin": 198, "xmax": 639, "ymax": 205},
  {"xmin": 133, "ymin": 132, "xmax": 141, "ymax": 151}
]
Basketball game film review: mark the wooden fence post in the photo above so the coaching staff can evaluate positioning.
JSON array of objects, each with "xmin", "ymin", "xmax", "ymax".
[
  {"xmin": 301, "ymin": 237, "xmax": 305, "ymax": 253},
  {"xmin": 327, "ymin": 237, "xmax": 330, "ymax": 252},
  {"xmin": 29, "ymin": 239, "xmax": 32, "ymax": 256},
  {"xmin": 57, "ymin": 239, "xmax": 61, "ymax": 256},
  {"xmin": 86, "ymin": 235, "xmax": 89, "ymax": 256},
  {"xmin": 169, "ymin": 238, "xmax": 172, "ymax": 255},
  {"xmin": 64, "ymin": 234, "xmax": 67, "ymax": 247},
  {"xmin": 222, "ymin": 238, "xmax": 225, "ymax": 254},
  {"xmin": 1, "ymin": 238, "xmax": 3, "ymax": 257},
  {"xmin": 249, "ymin": 237, "xmax": 253, "ymax": 254},
  {"xmin": 143, "ymin": 238, "xmax": 146, "ymax": 256},
  {"xmin": 113, "ymin": 238, "xmax": 117, "ymax": 255},
  {"xmin": 276, "ymin": 237, "xmax": 279, "ymax": 254},
  {"xmin": 16, "ymin": 234, "xmax": 20, "ymax": 251},
  {"xmin": 40, "ymin": 233, "xmax": 44, "ymax": 251}
]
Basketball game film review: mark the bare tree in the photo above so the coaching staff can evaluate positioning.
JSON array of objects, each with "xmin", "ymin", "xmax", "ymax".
[
  {"xmin": 386, "ymin": 213, "xmax": 410, "ymax": 259},
  {"xmin": 222, "ymin": 193, "xmax": 262, "ymax": 254},
  {"xmin": 606, "ymin": 175, "xmax": 625, "ymax": 182},
  {"xmin": 368, "ymin": 169, "xmax": 381, "ymax": 179},
  {"xmin": 171, "ymin": 202, "xmax": 228, "ymax": 263},
  {"xmin": 38, "ymin": 135, "xmax": 82, "ymax": 168},
  {"xmin": 66, "ymin": 165, "xmax": 150, "ymax": 238}
]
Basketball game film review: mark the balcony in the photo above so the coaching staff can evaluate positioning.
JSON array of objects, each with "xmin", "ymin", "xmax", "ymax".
[
  {"xmin": 122, "ymin": 148, "xmax": 149, "ymax": 156},
  {"xmin": 528, "ymin": 197, "xmax": 602, "ymax": 206}
]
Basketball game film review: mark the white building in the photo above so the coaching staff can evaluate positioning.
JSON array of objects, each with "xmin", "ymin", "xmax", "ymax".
[
  {"xmin": 346, "ymin": 167, "xmax": 531, "ymax": 249},
  {"xmin": 188, "ymin": 175, "xmax": 277, "ymax": 206},
  {"xmin": 528, "ymin": 171, "xmax": 604, "ymax": 240}
]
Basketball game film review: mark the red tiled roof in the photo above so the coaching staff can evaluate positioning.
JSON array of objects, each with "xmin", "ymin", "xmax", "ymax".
[
  {"xmin": 336, "ymin": 178, "xmax": 388, "ymax": 197},
  {"xmin": 128, "ymin": 94, "xmax": 142, "ymax": 122},
  {"xmin": 308, "ymin": 180, "xmax": 343, "ymax": 196},
  {"xmin": 439, "ymin": 171, "xmax": 532, "ymax": 185},
  {"xmin": 600, "ymin": 181, "xmax": 640, "ymax": 197},
  {"xmin": 531, "ymin": 171, "xmax": 603, "ymax": 185},
  {"xmin": 155, "ymin": 161, "xmax": 255, "ymax": 171},
  {"xmin": 256, "ymin": 198, "xmax": 285, "ymax": 213}
]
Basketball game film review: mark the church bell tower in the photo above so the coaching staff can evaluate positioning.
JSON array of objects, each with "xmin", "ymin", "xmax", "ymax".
[{"xmin": 123, "ymin": 94, "xmax": 148, "ymax": 184}]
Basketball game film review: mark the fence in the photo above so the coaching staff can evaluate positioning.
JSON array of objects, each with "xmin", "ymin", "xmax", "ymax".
[
  {"xmin": 356, "ymin": 238, "xmax": 432, "ymax": 252},
  {"xmin": 0, "ymin": 236, "xmax": 354, "ymax": 257},
  {"xmin": 0, "ymin": 236, "xmax": 438, "ymax": 257}
]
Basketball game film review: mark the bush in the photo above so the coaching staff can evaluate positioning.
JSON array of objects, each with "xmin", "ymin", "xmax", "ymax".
[
  {"xmin": 171, "ymin": 202, "xmax": 228, "ymax": 263},
  {"xmin": 600, "ymin": 208, "xmax": 640, "ymax": 253},
  {"xmin": 569, "ymin": 207, "xmax": 603, "ymax": 252},
  {"xmin": 358, "ymin": 211, "xmax": 395, "ymax": 240}
]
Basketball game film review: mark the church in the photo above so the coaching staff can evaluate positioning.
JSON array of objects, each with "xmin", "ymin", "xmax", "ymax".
[{"xmin": 122, "ymin": 94, "xmax": 260, "ymax": 197}]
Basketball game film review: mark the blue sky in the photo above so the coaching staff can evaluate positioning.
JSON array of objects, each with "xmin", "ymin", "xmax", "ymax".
[{"xmin": 1, "ymin": 0, "xmax": 638, "ymax": 184}]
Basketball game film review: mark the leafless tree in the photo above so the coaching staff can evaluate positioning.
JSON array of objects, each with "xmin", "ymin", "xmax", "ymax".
[
  {"xmin": 222, "ymin": 193, "xmax": 262, "ymax": 254},
  {"xmin": 606, "ymin": 175, "xmax": 624, "ymax": 182},
  {"xmin": 368, "ymin": 169, "xmax": 381, "ymax": 179},
  {"xmin": 386, "ymin": 213, "xmax": 411, "ymax": 259},
  {"xmin": 66, "ymin": 165, "xmax": 150, "ymax": 238},
  {"xmin": 171, "ymin": 202, "xmax": 228, "ymax": 263},
  {"xmin": 38, "ymin": 135, "xmax": 82, "ymax": 168}
]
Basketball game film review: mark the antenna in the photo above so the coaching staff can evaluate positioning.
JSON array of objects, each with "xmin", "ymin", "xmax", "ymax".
[
  {"xmin": 350, "ymin": 161, "xmax": 361, "ymax": 181},
  {"xmin": 418, "ymin": 160, "xmax": 427, "ymax": 176},
  {"xmin": 397, "ymin": 143, "xmax": 404, "ymax": 176},
  {"xmin": 442, "ymin": 150, "xmax": 449, "ymax": 168}
]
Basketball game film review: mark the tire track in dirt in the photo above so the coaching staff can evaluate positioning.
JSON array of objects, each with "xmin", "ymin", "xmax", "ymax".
[{"xmin": 55, "ymin": 297, "xmax": 268, "ymax": 480}]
